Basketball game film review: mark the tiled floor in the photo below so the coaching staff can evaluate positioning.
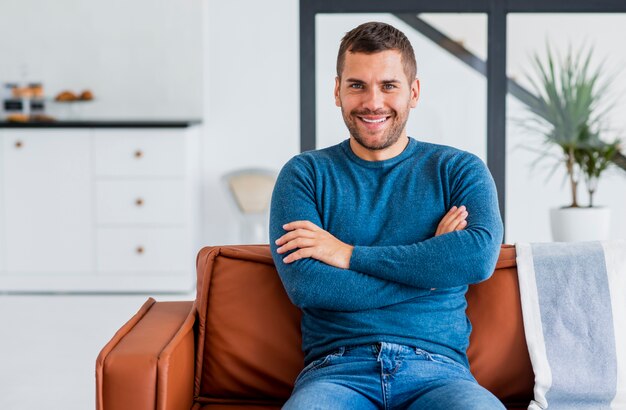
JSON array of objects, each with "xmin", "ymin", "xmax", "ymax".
[{"xmin": 0, "ymin": 291, "xmax": 195, "ymax": 410}]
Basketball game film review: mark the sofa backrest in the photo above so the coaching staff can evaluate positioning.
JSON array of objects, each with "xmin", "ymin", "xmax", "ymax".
[
  {"xmin": 194, "ymin": 245, "xmax": 302, "ymax": 406},
  {"xmin": 466, "ymin": 245, "xmax": 534, "ymax": 406},
  {"xmin": 193, "ymin": 244, "xmax": 534, "ymax": 407}
]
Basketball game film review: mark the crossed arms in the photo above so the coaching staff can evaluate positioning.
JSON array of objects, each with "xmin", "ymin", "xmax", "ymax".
[
  {"xmin": 269, "ymin": 154, "xmax": 503, "ymax": 312},
  {"xmin": 276, "ymin": 206, "xmax": 468, "ymax": 268}
]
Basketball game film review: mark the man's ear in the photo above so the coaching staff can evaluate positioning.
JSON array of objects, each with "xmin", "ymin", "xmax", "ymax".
[
  {"xmin": 410, "ymin": 78, "xmax": 420, "ymax": 108},
  {"xmin": 334, "ymin": 76, "xmax": 341, "ymax": 107}
]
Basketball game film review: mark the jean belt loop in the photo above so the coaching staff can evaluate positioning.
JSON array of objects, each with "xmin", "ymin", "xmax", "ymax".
[{"xmin": 376, "ymin": 342, "xmax": 384, "ymax": 362}]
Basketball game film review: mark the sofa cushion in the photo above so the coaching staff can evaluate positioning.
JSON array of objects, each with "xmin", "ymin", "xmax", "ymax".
[
  {"xmin": 194, "ymin": 246, "xmax": 303, "ymax": 402},
  {"xmin": 466, "ymin": 244, "xmax": 534, "ymax": 405}
]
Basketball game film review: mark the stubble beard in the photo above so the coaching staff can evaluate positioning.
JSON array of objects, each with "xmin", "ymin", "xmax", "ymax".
[{"xmin": 341, "ymin": 106, "xmax": 411, "ymax": 151}]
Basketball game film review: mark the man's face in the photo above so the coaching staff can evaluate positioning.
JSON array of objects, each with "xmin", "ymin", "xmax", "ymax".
[{"xmin": 335, "ymin": 50, "xmax": 419, "ymax": 151}]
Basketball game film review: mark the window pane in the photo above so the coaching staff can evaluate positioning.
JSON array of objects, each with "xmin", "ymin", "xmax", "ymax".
[{"xmin": 506, "ymin": 13, "xmax": 626, "ymax": 242}]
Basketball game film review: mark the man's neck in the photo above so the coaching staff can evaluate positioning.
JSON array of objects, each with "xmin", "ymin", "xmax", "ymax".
[{"xmin": 349, "ymin": 135, "xmax": 410, "ymax": 162}]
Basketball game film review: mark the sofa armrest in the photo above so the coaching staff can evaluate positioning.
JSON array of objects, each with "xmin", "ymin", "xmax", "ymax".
[{"xmin": 96, "ymin": 298, "xmax": 196, "ymax": 410}]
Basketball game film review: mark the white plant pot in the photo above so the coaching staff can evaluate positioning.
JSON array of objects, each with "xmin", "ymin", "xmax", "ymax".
[{"xmin": 549, "ymin": 207, "xmax": 611, "ymax": 242}]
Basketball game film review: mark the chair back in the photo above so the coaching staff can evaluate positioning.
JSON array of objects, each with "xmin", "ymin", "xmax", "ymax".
[{"xmin": 221, "ymin": 168, "xmax": 277, "ymax": 243}]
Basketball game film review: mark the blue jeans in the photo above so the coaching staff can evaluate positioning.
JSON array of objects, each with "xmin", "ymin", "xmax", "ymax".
[{"xmin": 283, "ymin": 342, "xmax": 505, "ymax": 410}]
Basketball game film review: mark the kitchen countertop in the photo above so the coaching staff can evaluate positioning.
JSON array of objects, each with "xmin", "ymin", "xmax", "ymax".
[{"xmin": 0, "ymin": 119, "xmax": 202, "ymax": 128}]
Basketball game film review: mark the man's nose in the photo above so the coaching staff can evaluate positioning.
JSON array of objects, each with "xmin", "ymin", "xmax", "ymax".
[{"xmin": 361, "ymin": 87, "xmax": 384, "ymax": 111}]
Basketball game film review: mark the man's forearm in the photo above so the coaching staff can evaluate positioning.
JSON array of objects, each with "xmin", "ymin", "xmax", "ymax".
[
  {"xmin": 349, "ymin": 224, "xmax": 503, "ymax": 288},
  {"xmin": 271, "ymin": 249, "xmax": 431, "ymax": 312}
]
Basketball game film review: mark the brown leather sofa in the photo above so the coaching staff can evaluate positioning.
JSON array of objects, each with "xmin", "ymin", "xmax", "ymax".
[{"xmin": 96, "ymin": 244, "xmax": 534, "ymax": 410}]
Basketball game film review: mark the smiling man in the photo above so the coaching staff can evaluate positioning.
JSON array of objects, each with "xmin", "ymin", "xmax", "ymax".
[{"xmin": 270, "ymin": 22, "xmax": 504, "ymax": 409}]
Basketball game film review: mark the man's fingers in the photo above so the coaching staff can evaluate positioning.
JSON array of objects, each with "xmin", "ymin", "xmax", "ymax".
[
  {"xmin": 438, "ymin": 206, "xmax": 457, "ymax": 226},
  {"xmin": 452, "ymin": 210, "xmax": 469, "ymax": 226},
  {"xmin": 445, "ymin": 211, "xmax": 468, "ymax": 232},
  {"xmin": 437, "ymin": 206, "xmax": 458, "ymax": 227},
  {"xmin": 282, "ymin": 220, "xmax": 320, "ymax": 232},
  {"xmin": 436, "ymin": 205, "xmax": 468, "ymax": 236},
  {"xmin": 275, "ymin": 228, "xmax": 316, "ymax": 246},
  {"xmin": 455, "ymin": 219, "xmax": 468, "ymax": 231},
  {"xmin": 440, "ymin": 206, "xmax": 465, "ymax": 225},
  {"xmin": 276, "ymin": 238, "xmax": 315, "ymax": 254},
  {"xmin": 282, "ymin": 248, "xmax": 313, "ymax": 264}
]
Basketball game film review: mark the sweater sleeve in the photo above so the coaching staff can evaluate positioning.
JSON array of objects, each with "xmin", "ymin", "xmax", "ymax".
[
  {"xmin": 270, "ymin": 157, "xmax": 431, "ymax": 312},
  {"xmin": 349, "ymin": 153, "xmax": 504, "ymax": 288}
]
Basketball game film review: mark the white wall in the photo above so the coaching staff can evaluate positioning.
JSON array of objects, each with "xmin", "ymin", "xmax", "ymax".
[
  {"xmin": 0, "ymin": 0, "xmax": 203, "ymax": 119},
  {"xmin": 201, "ymin": 0, "xmax": 300, "ymax": 245}
]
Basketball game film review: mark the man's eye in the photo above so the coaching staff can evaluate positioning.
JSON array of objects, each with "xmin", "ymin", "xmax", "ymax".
[
  {"xmin": 383, "ymin": 84, "xmax": 397, "ymax": 90},
  {"xmin": 349, "ymin": 83, "xmax": 364, "ymax": 89}
]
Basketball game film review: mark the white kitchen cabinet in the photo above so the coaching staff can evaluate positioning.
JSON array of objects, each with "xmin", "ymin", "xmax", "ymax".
[
  {"xmin": 0, "ymin": 125, "xmax": 200, "ymax": 292},
  {"xmin": 2, "ymin": 130, "xmax": 93, "ymax": 274}
]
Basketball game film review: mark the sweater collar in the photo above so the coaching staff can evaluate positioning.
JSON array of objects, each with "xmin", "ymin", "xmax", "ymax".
[{"xmin": 341, "ymin": 137, "xmax": 418, "ymax": 168}]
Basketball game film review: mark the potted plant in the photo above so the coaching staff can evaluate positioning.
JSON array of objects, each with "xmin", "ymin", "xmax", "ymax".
[{"xmin": 522, "ymin": 44, "xmax": 622, "ymax": 241}]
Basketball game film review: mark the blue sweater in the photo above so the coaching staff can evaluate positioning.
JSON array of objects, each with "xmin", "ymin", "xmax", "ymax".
[{"xmin": 269, "ymin": 138, "xmax": 503, "ymax": 367}]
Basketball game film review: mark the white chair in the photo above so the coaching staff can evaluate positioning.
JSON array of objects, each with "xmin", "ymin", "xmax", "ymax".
[{"xmin": 221, "ymin": 168, "xmax": 277, "ymax": 244}]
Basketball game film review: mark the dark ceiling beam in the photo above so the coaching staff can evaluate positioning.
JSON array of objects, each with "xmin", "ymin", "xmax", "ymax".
[
  {"xmin": 506, "ymin": 0, "xmax": 626, "ymax": 13},
  {"xmin": 306, "ymin": 0, "xmax": 490, "ymax": 14},
  {"xmin": 304, "ymin": 0, "xmax": 626, "ymax": 14}
]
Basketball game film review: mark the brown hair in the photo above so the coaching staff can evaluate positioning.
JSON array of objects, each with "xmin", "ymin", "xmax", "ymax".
[{"xmin": 336, "ymin": 21, "xmax": 417, "ymax": 83}]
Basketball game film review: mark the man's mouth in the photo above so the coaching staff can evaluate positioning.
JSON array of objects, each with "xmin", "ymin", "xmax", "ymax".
[
  {"xmin": 360, "ymin": 116, "xmax": 388, "ymax": 124},
  {"xmin": 357, "ymin": 115, "xmax": 391, "ymax": 126}
]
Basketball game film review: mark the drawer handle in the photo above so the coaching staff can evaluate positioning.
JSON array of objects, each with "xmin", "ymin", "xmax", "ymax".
[
  {"xmin": 134, "ymin": 150, "xmax": 143, "ymax": 159},
  {"xmin": 135, "ymin": 198, "xmax": 144, "ymax": 207},
  {"xmin": 136, "ymin": 246, "xmax": 145, "ymax": 255},
  {"xmin": 15, "ymin": 140, "xmax": 23, "ymax": 149}
]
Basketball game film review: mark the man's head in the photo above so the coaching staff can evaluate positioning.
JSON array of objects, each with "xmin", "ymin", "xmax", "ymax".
[
  {"xmin": 336, "ymin": 22, "xmax": 417, "ymax": 84},
  {"xmin": 334, "ymin": 22, "xmax": 420, "ymax": 160}
]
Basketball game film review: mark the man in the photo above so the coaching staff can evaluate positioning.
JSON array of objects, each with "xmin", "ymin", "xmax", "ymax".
[{"xmin": 269, "ymin": 21, "xmax": 504, "ymax": 409}]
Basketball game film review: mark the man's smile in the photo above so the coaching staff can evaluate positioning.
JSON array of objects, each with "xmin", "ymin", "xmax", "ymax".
[
  {"xmin": 359, "ymin": 116, "xmax": 389, "ymax": 124},
  {"xmin": 355, "ymin": 114, "xmax": 393, "ymax": 132}
]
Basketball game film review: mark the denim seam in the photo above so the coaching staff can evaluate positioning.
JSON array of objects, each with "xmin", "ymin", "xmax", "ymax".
[{"xmin": 415, "ymin": 348, "xmax": 471, "ymax": 374}]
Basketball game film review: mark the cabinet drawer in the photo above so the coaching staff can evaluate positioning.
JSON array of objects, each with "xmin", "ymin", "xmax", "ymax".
[
  {"xmin": 96, "ymin": 180, "xmax": 186, "ymax": 225},
  {"xmin": 94, "ymin": 130, "xmax": 186, "ymax": 177},
  {"xmin": 97, "ymin": 228, "xmax": 189, "ymax": 273}
]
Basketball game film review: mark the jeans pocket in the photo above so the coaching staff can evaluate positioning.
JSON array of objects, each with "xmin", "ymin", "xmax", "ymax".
[
  {"xmin": 415, "ymin": 348, "xmax": 470, "ymax": 375},
  {"xmin": 294, "ymin": 349, "xmax": 344, "ymax": 385},
  {"xmin": 427, "ymin": 353, "xmax": 471, "ymax": 374}
]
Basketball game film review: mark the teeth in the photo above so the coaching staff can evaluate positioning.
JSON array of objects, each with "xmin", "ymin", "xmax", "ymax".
[{"xmin": 361, "ymin": 117, "xmax": 387, "ymax": 123}]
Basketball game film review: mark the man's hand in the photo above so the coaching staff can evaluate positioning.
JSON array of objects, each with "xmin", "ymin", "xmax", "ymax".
[
  {"xmin": 275, "ymin": 220, "xmax": 354, "ymax": 269},
  {"xmin": 435, "ymin": 205, "xmax": 468, "ymax": 236}
]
